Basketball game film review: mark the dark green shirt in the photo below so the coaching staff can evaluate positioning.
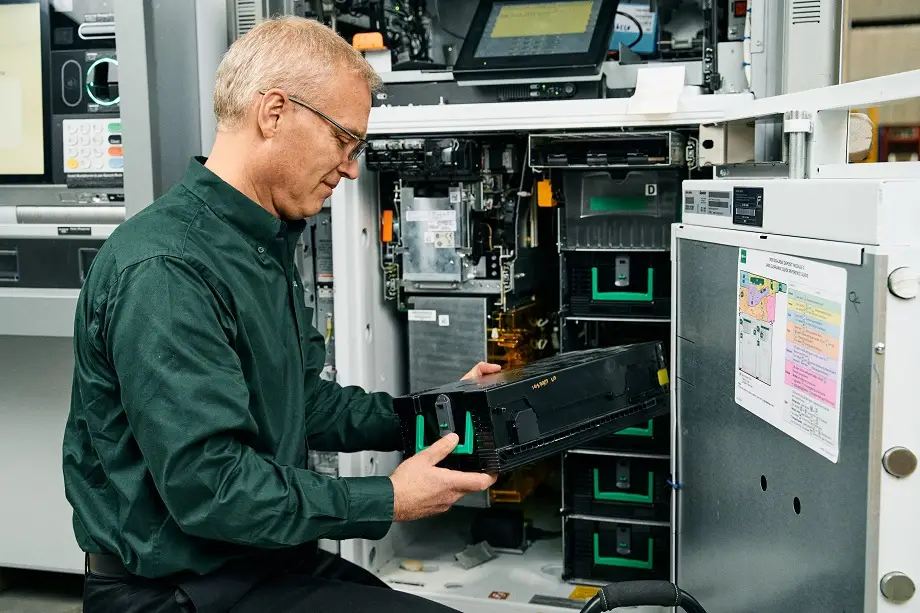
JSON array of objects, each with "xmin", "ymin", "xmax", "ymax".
[{"xmin": 63, "ymin": 157, "xmax": 400, "ymax": 578}]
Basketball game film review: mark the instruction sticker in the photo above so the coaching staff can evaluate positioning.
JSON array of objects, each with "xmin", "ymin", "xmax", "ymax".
[
  {"xmin": 424, "ymin": 231, "xmax": 456, "ymax": 248},
  {"xmin": 732, "ymin": 186, "xmax": 764, "ymax": 227},
  {"xmin": 734, "ymin": 248, "xmax": 847, "ymax": 463},
  {"xmin": 428, "ymin": 210, "xmax": 457, "ymax": 232},
  {"xmin": 407, "ymin": 309, "xmax": 437, "ymax": 322},
  {"xmin": 684, "ymin": 189, "xmax": 732, "ymax": 217},
  {"xmin": 405, "ymin": 209, "xmax": 457, "ymax": 232}
]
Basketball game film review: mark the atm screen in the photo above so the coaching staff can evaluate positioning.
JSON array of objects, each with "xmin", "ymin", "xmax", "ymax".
[
  {"xmin": 0, "ymin": 1, "xmax": 47, "ymax": 179},
  {"xmin": 453, "ymin": 0, "xmax": 618, "ymax": 80},
  {"xmin": 474, "ymin": 1, "xmax": 602, "ymax": 59}
]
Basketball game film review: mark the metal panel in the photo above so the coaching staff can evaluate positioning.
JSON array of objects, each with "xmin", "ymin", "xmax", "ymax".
[
  {"xmin": 674, "ymin": 237, "xmax": 879, "ymax": 612},
  {"xmin": 0, "ymin": 289, "xmax": 80, "ymax": 338},
  {"xmin": 783, "ymin": 0, "xmax": 844, "ymax": 94},
  {"xmin": 408, "ymin": 296, "xmax": 487, "ymax": 392},
  {"xmin": 114, "ymin": 0, "xmax": 156, "ymax": 213},
  {"xmin": 328, "ymin": 160, "xmax": 407, "ymax": 574},
  {"xmin": 0, "ymin": 337, "xmax": 83, "ymax": 573},
  {"xmin": 401, "ymin": 191, "xmax": 462, "ymax": 284},
  {"xmin": 115, "ymin": 0, "xmax": 216, "ymax": 217},
  {"xmin": 195, "ymin": 0, "xmax": 228, "ymax": 156}
]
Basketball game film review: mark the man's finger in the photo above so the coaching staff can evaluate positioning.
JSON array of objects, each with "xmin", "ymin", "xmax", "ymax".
[
  {"xmin": 417, "ymin": 432, "xmax": 459, "ymax": 464},
  {"xmin": 478, "ymin": 362, "xmax": 502, "ymax": 375},
  {"xmin": 441, "ymin": 469, "xmax": 497, "ymax": 493},
  {"xmin": 461, "ymin": 361, "xmax": 503, "ymax": 380}
]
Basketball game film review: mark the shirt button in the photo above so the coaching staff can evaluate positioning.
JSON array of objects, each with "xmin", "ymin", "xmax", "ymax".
[{"xmin": 257, "ymin": 246, "xmax": 265, "ymax": 254}]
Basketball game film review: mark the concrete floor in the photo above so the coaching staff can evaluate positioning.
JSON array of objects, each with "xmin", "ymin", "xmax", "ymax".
[{"xmin": 0, "ymin": 570, "xmax": 82, "ymax": 613}]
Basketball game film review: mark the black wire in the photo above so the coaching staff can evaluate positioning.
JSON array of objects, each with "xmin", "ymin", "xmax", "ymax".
[
  {"xmin": 677, "ymin": 590, "xmax": 709, "ymax": 613},
  {"xmin": 578, "ymin": 586, "xmax": 709, "ymax": 613},
  {"xmin": 616, "ymin": 11, "xmax": 644, "ymax": 49}
]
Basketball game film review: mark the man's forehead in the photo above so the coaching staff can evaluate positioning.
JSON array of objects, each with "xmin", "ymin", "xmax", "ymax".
[{"xmin": 326, "ymin": 76, "xmax": 371, "ymax": 137}]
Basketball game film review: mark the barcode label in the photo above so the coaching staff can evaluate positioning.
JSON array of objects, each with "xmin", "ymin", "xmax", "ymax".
[{"xmin": 685, "ymin": 189, "xmax": 732, "ymax": 217}]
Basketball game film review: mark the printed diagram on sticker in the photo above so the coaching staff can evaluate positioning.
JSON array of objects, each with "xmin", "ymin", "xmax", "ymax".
[
  {"xmin": 734, "ymin": 248, "xmax": 847, "ymax": 463},
  {"xmin": 737, "ymin": 271, "xmax": 784, "ymax": 385}
]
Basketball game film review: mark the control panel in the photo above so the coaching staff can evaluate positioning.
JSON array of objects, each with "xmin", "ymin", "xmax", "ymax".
[{"xmin": 62, "ymin": 118, "xmax": 123, "ymax": 174}]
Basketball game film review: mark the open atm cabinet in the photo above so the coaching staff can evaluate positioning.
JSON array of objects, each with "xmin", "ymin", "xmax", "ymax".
[{"xmin": 316, "ymin": 118, "xmax": 713, "ymax": 612}]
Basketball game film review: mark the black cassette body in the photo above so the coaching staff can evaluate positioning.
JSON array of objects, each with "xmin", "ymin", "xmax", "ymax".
[{"xmin": 394, "ymin": 343, "xmax": 670, "ymax": 473}]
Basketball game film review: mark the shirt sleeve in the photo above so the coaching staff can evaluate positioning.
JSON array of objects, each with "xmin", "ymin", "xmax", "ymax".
[
  {"xmin": 303, "ymin": 377, "xmax": 403, "ymax": 453},
  {"xmin": 106, "ymin": 256, "xmax": 394, "ymax": 547}
]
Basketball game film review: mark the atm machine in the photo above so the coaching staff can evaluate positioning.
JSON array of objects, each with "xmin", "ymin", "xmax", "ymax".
[
  {"xmin": 0, "ymin": 0, "xmax": 124, "ymax": 573},
  {"xmin": 0, "ymin": 0, "xmax": 226, "ymax": 572}
]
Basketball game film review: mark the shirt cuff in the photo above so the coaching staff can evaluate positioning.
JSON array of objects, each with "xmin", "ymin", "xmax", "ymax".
[{"xmin": 343, "ymin": 476, "xmax": 395, "ymax": 541}]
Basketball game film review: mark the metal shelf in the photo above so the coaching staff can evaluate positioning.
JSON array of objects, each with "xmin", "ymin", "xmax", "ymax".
[
  {"xmin": 559, "ymin": 247, "xmax": 671, "ymax": 253},
  {"xmin": 369, "ymin": 93, "xmax": 752, "ymax": 135},
  {"xmin": 564, "ymin": 316, "xmax": 671, "ymax": 324}
]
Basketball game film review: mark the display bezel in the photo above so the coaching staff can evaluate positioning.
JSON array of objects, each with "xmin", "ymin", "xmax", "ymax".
[
  {"xmin": 0, "ymin": 0, "xmax": 52, "ymax": 185},
  {"xmin": 453, "ymin": 0, "xmax": 619, "ymax": 80}
]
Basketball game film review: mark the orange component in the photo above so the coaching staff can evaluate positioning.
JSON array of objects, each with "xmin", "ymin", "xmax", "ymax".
[
  {"xmin": 108, "ymin": 146, "xmax": 123, "ymax": 156},
  {"xmin": 353, "ymin": 32, "xmax": 387, "ymax": 51},
  {"xmin": 381, "ymin": 210, "xmax": 394, "ymax": 242},
  {"xmin": 536, "ymin": 178, "xmax": 555, "ymax": 207}
]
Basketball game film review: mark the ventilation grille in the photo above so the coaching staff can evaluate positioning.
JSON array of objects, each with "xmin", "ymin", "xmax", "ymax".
[
  {"xmin": 791, "ymin": 0, "xmax": 822, "ymax": 24},
  {"xmin": 234, "ymin": 0, "xmax": 260, "ymax": 39}
]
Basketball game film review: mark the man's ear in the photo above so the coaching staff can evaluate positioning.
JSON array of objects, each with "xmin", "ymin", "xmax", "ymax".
[{"xmin": 256, "ymin": 90, "xmax": 286, "ymax": 138}]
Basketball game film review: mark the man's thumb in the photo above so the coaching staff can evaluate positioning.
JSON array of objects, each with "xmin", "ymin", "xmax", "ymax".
[{"xmin": 419, "ymin": 432, "xmax": 459, "ymax": 463}]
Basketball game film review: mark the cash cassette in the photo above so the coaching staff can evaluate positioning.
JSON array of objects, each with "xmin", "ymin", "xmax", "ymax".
[{"xmin": 394, "ymin": 343, "xmax": 670, "ymax": 473}]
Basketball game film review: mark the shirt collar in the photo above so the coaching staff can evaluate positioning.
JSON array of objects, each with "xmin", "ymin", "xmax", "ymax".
[{"xmin": 180, "ymin": 157, "xmax": 306, "ymax": 248}]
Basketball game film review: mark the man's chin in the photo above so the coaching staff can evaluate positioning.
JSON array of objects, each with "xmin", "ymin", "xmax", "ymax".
[{"xmin": 302, "ymin": 199, "xmax": 327, "ymax": 219}]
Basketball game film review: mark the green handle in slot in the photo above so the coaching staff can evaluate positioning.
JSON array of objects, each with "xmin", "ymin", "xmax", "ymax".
[
  {"xmin": 615, "ymin": 419, "xmax": 654, "ymax": 437},
  {"xmin": 415, "ymin": 412, "xmax": 474, "ymax": 455},
  {"xmin": 593, "ymin": 469, "xmax": 655, "ymax": 504},
  {"xmin": 593, "ymin": 534, "xmax": 654, "ymax": 569},
  {"xmin": 591, "ymin": 267, "xmax": 654, "ymax": 302}
]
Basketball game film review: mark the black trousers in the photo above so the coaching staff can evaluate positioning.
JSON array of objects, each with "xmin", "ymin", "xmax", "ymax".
[{"xmin": 83, "ymin": 549, "xmax": 459, "ymax": 613}]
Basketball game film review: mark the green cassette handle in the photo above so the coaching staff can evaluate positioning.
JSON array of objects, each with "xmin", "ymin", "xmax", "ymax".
[
  {"xmin": 591, "ymin": 267, "xmax": 654, "ymax": 302},
  {"xmin": 593, "ymin": 534, "xmax": 655, "ymax": 569},
  {"xmin": 415, "ymin": 412, "xmax": 474, "ymax": 455},
  {"xmin": 593, "ymin": 469, "xmax": 655, "ymax": 503},
  {"xmin": 615, "ymin": 419, "xmax": 654, "ymax": 437}
]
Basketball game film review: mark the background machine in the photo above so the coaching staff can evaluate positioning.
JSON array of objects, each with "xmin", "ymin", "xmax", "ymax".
[{"xmin": 0, "ymin": 0, "xmax": 226, "ymax": 573}]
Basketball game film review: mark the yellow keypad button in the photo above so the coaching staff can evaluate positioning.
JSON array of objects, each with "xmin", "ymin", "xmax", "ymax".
[{"xmin": 66, "ymin": 158, "xmax": 79, "ymax": 169}]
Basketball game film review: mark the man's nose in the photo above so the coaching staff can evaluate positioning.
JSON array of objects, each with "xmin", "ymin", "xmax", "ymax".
[{"xmin": 338, "ymin": 159, "xmax": 360, "ymax": 180}]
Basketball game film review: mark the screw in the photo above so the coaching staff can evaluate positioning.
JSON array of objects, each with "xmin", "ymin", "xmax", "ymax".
[
  {"xmin": 882, "ymin": 447, "xmax": 918, "ymax": 478},
  {"xmin": 880, "ymin": 572, "xmax": 915, "ymax": 603},
  {"xmin": 875, "ymin": 343, "xmax": 886, "ymax": 354}
]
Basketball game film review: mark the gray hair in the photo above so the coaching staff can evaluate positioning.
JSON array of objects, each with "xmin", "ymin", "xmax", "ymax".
[{"xmin": 213, "ymin": 16, "xmax": 382, "ymax": 131}]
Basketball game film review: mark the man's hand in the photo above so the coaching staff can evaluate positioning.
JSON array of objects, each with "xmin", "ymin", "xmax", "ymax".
[
  {"xmin": 461, "ymin": 362, "xmax": 502, "ymax": 381},
  {"xmin": 390, "ymin": 433, "xmax": 497, "ymax": 522}
]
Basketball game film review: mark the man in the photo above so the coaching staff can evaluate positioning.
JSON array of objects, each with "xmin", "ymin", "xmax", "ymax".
[{"xmin": 63, "ymin": 16, "xmax": 497, "ymax": 613}]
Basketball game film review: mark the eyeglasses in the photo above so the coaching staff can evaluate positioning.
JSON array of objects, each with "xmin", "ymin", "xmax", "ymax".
[{"xmin": 259, "ymin": 90, "xmax": 368, "ymax": 161}]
